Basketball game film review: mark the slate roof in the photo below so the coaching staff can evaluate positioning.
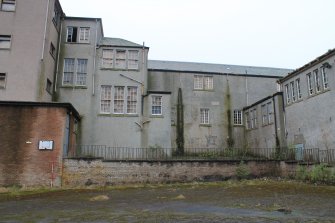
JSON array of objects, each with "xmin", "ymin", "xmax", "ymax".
[
  {"xmin": 99, "ymin": 37, "xmax": 146, "ymax": 48},
  {"xmin": 148, "ymin": 60, "xmax": 292, "ymax": 77},
  {"xmin": 279, "ymin": 48, "xmax": 335, "ymax": 83}
]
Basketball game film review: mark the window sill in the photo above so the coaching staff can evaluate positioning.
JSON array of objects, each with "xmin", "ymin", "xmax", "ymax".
[
  {"xmin": 307, "ymin": 88, "xmax": 331, "ymax": 99},
  {"xmin": 200, "ymin": 124, "xmax": 211, "ymax": 127},
  {"xmin": 233, "ymin": 124, "xmax": 244, "ymax": 127},
  {"xmin": 193, "ymin": 89, "xmax": 214, "ymax": 92},
  {"xmin": 261, "ymin": 122, "xmax": 274, "ymax": 127},
  {"xmin": 100, "ymin": 67, "xmax": 140, "ymax": 72},
  {"xmin": 98, "ymin": 113, "xmax": 139, "ymax": 117},
  {"xmin": 65, "ymin": 42, "xmax": 90, "ymax": 45},
  {"xmin": 150, "ymin": 115, "xmax": 164, "ymax": 118},
  {"xmin": 61, "ymin": 85, "xmax": 87, "ymax": 89},
  {"xmin": 0, "ymin": 9, "xmax": 16, "ymax": 12}
]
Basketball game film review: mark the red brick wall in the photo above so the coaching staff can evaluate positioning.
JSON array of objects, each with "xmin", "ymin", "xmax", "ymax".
[{"xmin": 0, "ymin": 105, "xmax": 77, "ymax": 187}]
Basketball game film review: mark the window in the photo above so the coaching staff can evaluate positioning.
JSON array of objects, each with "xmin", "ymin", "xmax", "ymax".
[
  {"xmin": 127, "ymin": 87, "xmax": 137, "ymax": 114},
  {"xmin": 307, "ymin": 73, "xmax": 314, "ymax": 95},
  {"xmin": 200, "ymin": 108, "xmax": 210, "ymax": 124},
  {"xmin": 63, "ymin": 58, "xmax": 75, "ymax": 85},
  {"xmin": 296, "ymin": 78, "xmax": 302, "ymax": 100},
  {"xmin": 114, "ymin": 86, "xmax": 125, "ymax": 114},
  {"xmin": 285, "ymin": 84, "xmax": 290, "ymax": 104},
  {"xmin": 245, "ymin": 112, "xmax": 250, "ymax": 129},
  {"xmin": 290, "ymin": 81, "xmax": 296, "ymax": 102},
  {"xmin": 194, "ymin": 75, "xmax": 203, "ymax": 90},
  {"xmin": 1, "ymin": 0, "xmax": 15, "ymax": 11},
  {"xmin": 249, "ymin": 109, "xmax": 257, "ymax": 129},
  {"xmin": 46, "ymin": 79, "xmax": 52, "ymax": 94},
  {"xmin": 50, "ymin": 42, "xmax": 56, "ymax": 58},
  {"xmin": 152, "ymin": 96, "xmax": 162, "ymax": 115},
  {"xmin": 0, "ymin": 35, "xmax": 11, "ymax": 49},
  {"xmin": 314, "ymin": 69, "xmax": 321, "ymax": 93},
  {"xmin": 0, "ymin": 73, "xmax": 6, "ymax": 88},
  {"xmin": 261, "ymin": 104, "xmax": 267, "ymax": 125},
  {"xmin": 267, "ymin": 102, "xmax": 273, "ymax": 124},
  {"xmin": 76, "ymin": 59, "xmax": 88, "ymax": 86},
  {"xmin": 100, "ymin": 85, "xmax": 112, "ymax": 113},
  {"xmin": 194, "ymin": 75, "xmax": 213, "ymax": 90},
  {"xmin": 67, "ymin": 27, "xmax": 90, "ymax": 43},
  {"xmin": 67, "ymin": 27, "xmax": 77, "ymax": 43},
  {"xmin": 204, "ymin": 76, "xmax": 214, "ymax": 90},
  {"xmin": 79, "ymin": 27, "xmax": 90, "ymax": 43},
  {"xmin": 62, "ymin": 58, "xmax": 87, "ymax": 86},
  {"xmin": 261, "ymin": 102, "xmax": 273, "ymax": 125},
  {"xmin": 128, "ymin": 50, "xmax": 139, "ymax": 70},
  {"xmin": 52, "ymin": 1, "xmax": 61, "ymax": 27},
  {"xmin": 115, "ymin": 50, "xmax": 126, "ymax": 69},
  {"xmin": 233, "ymin": 110, "xmax": 242, "ymax": 125},
  {"xmin": 102, "ymin": 49, "xmax": 114, "ymax": 68},
  {"xmin": 321, "ymin": 67, "xmax": 329, "ymax": 90},
  {"xmin": 101, "ymin": 49, "xmax": 139, "ymax": 70}
]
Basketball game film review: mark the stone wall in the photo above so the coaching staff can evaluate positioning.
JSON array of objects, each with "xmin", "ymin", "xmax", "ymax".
[{"xmin": 62, "ymin": 159, "xmax": 297, "ymax": 187}]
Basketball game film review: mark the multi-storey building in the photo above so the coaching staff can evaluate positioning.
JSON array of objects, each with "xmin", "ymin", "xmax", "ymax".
[
  {"xmin": 1, "ymin": 0, "xmax": 333, "ymax": 156},
  {"xmin": 0, "ymin": 0, "xmax": 63, "ymax": 102}
]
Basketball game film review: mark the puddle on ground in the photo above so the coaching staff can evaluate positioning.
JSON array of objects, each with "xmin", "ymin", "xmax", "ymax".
[{"xmin": 0, "ymin": 181, "xmax": 334, "ymax": 222}]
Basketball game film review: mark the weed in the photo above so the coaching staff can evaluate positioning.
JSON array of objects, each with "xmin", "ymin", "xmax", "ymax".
[
  {"xmin": 310, "ymin": 164, "xmax": 332, "ymax": 183},
  {"xmin": 236, "ymin": 161, "xmax": 250, "ymax": 180},
  {"xmin": 295, "ymin": 165, "xmax": 309, "ymax": 181}
]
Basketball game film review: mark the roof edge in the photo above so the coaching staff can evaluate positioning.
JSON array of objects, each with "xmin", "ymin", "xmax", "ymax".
[
  {"xmin": 0, "ymin": 101, "xmax": 81, "ymax": 119},
  {"xmin": 279, "ymin": 48, "xmax": 335, "ymax": 83}
]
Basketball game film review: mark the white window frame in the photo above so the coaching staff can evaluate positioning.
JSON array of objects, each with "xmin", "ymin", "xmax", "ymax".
[
  {"xmin": 102, "ymin": 49, "xmax": 114, "ymax": 68},
  {"xmin": 296, "ymin": 78, "xmax": 302, "ymax": 100},
  {"xmin": 267, "ymin": 102, "xmax": 273, "ymax": 124},
  {"xmin": 100, "ymin": 85, "xmax": 112, "ymax": 113},
  {"xmin": 314, "ymin": 69, "xmax": 321, "ymax": 93},
  {"xmin": 233, "ymin": 110, "xmax": 243, "ymax": 125},
  {"xmin": 245, "ymin": 112, "xmax": 250, "ymax": 130},
  {"xmin": 194, "ymin": 75, "xmax": 214, "ymax": 90},
  {"xmin": 62, "ymin": 58, "xmax": 75, "ymax": 85},
  {"xmin": 115, "ymin": 50, "xmax": 126, "ymax": 69},
  {"xmin": 152, "ymin": 95, "xmax": 163, "ymax": 115},
  {"xmin": 204, "ymin": 76, "xmax": 214, "ymax": 90},
  {"xmin": 1, "ymin": 0, "xmax": 16, "ymax": 11},
  {"xmin": 128, "ymin": 50, "xmax": 139, "ymax": 70},
  {"xmin": 290, "ymin": 81, "xmax": 296, "ymax": 102},
  {"xmin": 261, "ymin": 104, "xmax": 267, "ymax": 125},
  {"xmin": 126, "ymin": 87, "xmax": 138, "ymax": 114},
  {"xmin": 0, "ymin": 73, "xmax": 6, "ymax": 89},
  {"xmin": 79, "ymin": 27, "xmax": 90, "ymax": 43},
  {"xmin": 285, "ymin": 84, "xmax": 290, "ymax": 104},
  {"xmin": 66, "ymin": 27, "xmax": 77, "ymax": 43},
  {"xmin": 62, "ymin": 58, "xmax": 88, "ymax": 86},
  {"xmin": 194, "ymin": 75, "xmax": 203, "ymax": 90},
  {"xmin": 200, "ymin": 108, "xmax": 210, "ymax": 124},
  {"xmin": 114, "ymin": 86, "xmax": 125, "ymax": 114},
  {"xmin": 76, "ymin": 59, "xmax": 88, "ymax": 86},
  {"xmin": 0, "ymin": 35, "xmax": 11, "ymax": 49},
  {"xmin": 307, "ymin": 73, "xmax": 314, "ymax": 95},
  {"xmin": 321, "ymin": 66, "xmax": 329, "ymax": 90}
]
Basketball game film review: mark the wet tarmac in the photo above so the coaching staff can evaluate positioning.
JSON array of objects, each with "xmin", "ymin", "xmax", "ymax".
[{"xmin": 0, "ymin": 180, "xmax": 334, "ymax": 222}]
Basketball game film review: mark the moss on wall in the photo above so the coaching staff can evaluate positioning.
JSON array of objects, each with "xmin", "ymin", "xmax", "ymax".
[
  {"xmin": 225, "ymin": 80, "xmax": 234, "ymax": 148},
  {"xmin": 176, "ymin": 88, "xmax": 184, "ymax": 154}
]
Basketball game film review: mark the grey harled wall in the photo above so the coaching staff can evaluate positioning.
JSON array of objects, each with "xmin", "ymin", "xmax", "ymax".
[
  {"xmin": 148, "ymin": 70, "xmax": 281, "ymax": 149},
  {"xmin": 281, "ymin": 54, "xmax": 335, "ymax": 150},
  {"xmin": 62, "ymin": 159, "xmax": 298, "ymax": 187}
]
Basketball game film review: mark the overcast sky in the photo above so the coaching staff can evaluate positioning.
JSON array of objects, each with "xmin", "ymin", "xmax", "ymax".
[{"xmin": 60, "ymin": 0, "xmax": 335, "ymax": 69}]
